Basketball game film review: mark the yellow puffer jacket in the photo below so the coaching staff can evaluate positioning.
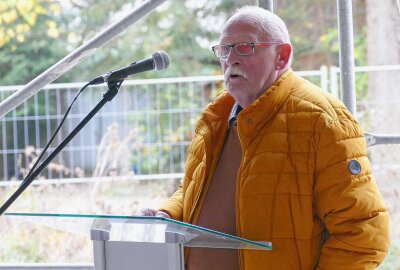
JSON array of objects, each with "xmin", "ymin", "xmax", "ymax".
[{"xmin": 160, "ymin": 69, "xmax": 390, "ymax": 269}]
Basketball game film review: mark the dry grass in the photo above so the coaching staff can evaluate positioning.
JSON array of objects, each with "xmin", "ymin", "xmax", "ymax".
[{"xmin": 0, "ymin": 179, "xmax": 171, "ymax": 263}]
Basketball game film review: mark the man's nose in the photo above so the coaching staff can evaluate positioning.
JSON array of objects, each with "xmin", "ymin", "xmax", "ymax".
[{"xmin": 224, "ymin": 47, "xmax": 241, "ymax": 65}]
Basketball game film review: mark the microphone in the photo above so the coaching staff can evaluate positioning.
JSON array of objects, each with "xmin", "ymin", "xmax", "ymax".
[{"xmin": 91, "ymin": 51, "xmax": 170, "ymax": 84}]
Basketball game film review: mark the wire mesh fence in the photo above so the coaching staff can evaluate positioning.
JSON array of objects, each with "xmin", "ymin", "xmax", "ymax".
[
  {"xmin": 1, "ymin": 68, "xmax": 400, "ymax": 268},
  {"xmin": 0, "ymin": 69, "xmax": 326, "ymax": 184}
]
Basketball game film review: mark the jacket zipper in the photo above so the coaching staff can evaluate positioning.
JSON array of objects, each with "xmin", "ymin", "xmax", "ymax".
[
  {"xmin": 236, "ymin": 123, "xmax": 245, "ymax": 270},
  {"xmin": 187, "ymin": 117, "xmax": 227, "ymax": 224}
]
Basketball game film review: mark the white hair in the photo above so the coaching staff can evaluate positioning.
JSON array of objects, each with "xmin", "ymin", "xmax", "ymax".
[{"xmin": 227, "ymin": 6, "xmax": 291, "ymax": 44}]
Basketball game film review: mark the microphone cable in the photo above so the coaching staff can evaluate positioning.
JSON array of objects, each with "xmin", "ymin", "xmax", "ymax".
[{"xmin": 21, "ymin": 78, "xmax": 99, "ymax": 185}]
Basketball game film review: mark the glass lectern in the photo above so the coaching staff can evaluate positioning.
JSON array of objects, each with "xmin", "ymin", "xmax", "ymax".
[{"xmin": 5, "ymin": 212, "xmax": 271, "ymax": 270}]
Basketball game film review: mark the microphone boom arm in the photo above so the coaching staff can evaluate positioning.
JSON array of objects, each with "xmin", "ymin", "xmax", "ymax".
[{"xmin": 0, "ymin": 81, "xmax": 122, "ymax": 216}]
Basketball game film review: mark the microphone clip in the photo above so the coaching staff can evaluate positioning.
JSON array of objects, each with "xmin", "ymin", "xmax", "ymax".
[{"xmin": 103, "ymin": 80, "xmax": 123, "ymax": 102}]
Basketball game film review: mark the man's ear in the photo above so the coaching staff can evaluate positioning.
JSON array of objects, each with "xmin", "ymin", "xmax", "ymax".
[{"xmin": 276, "ymin": 43, "xmax": 292, "ymax": 70}]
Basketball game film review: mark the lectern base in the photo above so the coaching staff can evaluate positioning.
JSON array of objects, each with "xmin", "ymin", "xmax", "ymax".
[{"xmin": 93, "ymin": 240, "xmax": 184, "ymax": 270}]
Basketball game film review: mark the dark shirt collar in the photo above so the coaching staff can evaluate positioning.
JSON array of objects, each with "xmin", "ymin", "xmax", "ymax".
[{"xmin": 228, "ymin": 102, "xmax": 243, "ymax": 128}]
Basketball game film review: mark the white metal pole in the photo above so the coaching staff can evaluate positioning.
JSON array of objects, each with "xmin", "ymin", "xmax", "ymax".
[
  {"xmin": 337, "ymin": 0, "xmax": 357, "ymax": 116},
  {"xmin": 0, "ymin": 0, "xmax": 166, "ymax": 118},
  {"xmin": 257, "ymin": 0, "xmax": 274, "ymax": 12}
]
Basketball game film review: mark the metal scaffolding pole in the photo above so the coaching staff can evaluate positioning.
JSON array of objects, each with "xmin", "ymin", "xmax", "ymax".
[
  {"xmin": 365, "ymin": 133, "xmax": 400, "ymax": 147},
  {"xmin": 0, "ymin": 0, "xmax": 166, "ymax": 118},
  {"xmin": 257, "ymin": 0, "xmax": 274, "ymax": 12},
  {"xmin": 337, "ymin": 1, "xmax": 400, "ymax": 146},
  {"xmin": 337, "ymin": 0, "xmax": 357, "ymax": 116}
]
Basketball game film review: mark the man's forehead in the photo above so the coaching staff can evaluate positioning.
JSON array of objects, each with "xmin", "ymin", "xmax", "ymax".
[
  {"xmin": 220, "ymin": 21, "xmax": 264, "ymax": 42},
  {"xmin": 223, "ymin": 19, "xmax": 261, "ymax": 32}
]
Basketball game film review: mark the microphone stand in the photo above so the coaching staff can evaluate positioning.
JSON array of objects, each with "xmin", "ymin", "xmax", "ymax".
[{"xmin": 0, "ymin": 80, "xmax": 123, "ymax": 216}]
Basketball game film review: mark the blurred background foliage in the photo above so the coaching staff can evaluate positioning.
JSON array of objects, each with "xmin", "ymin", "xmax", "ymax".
[{"xmin": 0, "ymin": 0, "xmax": 367, "ymax": 85}]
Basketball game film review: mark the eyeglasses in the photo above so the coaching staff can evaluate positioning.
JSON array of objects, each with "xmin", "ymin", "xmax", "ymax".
[{"xmin": 212, "ymin": 42, "xmax": 281, "ymax": 59}]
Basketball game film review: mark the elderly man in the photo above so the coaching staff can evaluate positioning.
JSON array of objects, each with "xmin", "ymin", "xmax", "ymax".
[{"xmin": 143, "ymin": 5, "xmax": 390, "ymax": 270}]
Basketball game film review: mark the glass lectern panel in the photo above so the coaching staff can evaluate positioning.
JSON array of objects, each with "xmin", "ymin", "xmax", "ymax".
[{"xmin": 5, "ymin": 212, "xmax": 271, "ymax": 250}]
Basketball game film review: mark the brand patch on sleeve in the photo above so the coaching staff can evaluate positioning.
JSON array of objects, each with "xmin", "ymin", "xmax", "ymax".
[{"xmin": 348, "ymin": 160, "xmax": 361, "ymax": 175}]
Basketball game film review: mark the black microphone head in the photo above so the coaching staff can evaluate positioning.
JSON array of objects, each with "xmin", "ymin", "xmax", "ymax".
[{"xmin": 152, "ymin": 51, "xmax": 170, "ymax": 70}]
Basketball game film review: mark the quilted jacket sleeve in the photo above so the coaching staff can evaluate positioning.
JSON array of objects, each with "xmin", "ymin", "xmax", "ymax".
[
  {"xmin": 158, "ymin": 185, "xmax": 183, "ymax": 220},
  {"xmin": 314, "ymin": 108, "xmax": 390, "ymax": 269}
]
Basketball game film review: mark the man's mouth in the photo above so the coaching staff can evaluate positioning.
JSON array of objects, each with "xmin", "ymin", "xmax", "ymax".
[
  {"xmin": 229, "ymin": 73, "xmax": 245, "ymax": 81},
  {"xmin": 224, "ymin": 66, "xmax": 247, "ymax": 82}
]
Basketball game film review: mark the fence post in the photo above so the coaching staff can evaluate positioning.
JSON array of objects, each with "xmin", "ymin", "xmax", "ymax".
[
  {"xmin": 330, "ymin": 66, "xmax": 339, "ymax": 98},
  {"xmin": 320, "ymin": 66, "xmax": 328, "ymax": 91}
]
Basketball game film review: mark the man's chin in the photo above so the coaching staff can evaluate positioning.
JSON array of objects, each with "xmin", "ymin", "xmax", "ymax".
[
  {"xmin": 226, "ymin": 87, "xmax": 255, "ymax": 108},
  {"xmin": 226, "ymin": 87, "xmax": 240, "ymax": 96},
  {"xmin": 226, "ymin": 81, "xmax": 247, "ymax": 92},
  {"xmin": 227, "ymin": 88, "xmax": 243, "ymax": 101}
]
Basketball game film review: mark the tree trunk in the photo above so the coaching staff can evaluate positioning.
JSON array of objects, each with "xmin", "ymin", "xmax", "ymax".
[
  {"xmin": 367, "ymin": 0, "xmax": 400, "ymax": 131},
  {"xmin": 366, "ymin": 0, "xmax": 400, "ymax": 244}
]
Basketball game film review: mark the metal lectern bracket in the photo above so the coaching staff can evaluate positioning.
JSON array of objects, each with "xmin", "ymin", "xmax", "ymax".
[
  {"xmin": 91, "ymin": 219, "xmax": 111, "ymax": 270},
  {"xmin": 165, "ymin": 231, "xmax": 185, "ymax": 244},
  {"xmin": 91, "ymin": 229, "xmax": 110, "ymax": 241}
]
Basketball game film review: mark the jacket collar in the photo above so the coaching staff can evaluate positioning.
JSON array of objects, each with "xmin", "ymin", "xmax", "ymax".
[
  {"xmin": 202, "ymin": 69, "xmax": 295, "ymax": 134},
  {"xmin": 236, "ymin": 69, "xmax": 294, "ymax": 135}
]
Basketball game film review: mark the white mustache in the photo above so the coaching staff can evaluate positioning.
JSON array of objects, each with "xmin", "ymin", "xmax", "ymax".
[{"xmin": 224, "ymin": 66, "xmax": 247, "ymax": 81}]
